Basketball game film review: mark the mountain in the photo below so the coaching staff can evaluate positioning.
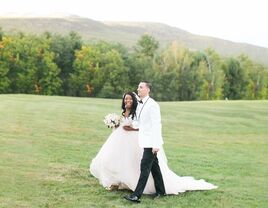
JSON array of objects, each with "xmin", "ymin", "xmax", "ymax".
[{"xmin": 0, "ymin": 16, "xmax": 268, "ymax": 66}]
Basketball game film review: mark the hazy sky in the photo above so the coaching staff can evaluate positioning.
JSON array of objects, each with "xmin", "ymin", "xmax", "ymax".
[{"xmin": 1, "ymin": 0, "xmax": 267, "ymax": 48}]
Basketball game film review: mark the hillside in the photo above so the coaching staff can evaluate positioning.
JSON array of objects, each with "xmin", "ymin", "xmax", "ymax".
[{"xmin": 0, "ymin": 16, "xmax": 268, "ymax": 66}]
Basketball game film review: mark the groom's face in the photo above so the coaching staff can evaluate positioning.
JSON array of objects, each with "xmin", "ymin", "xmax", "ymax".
[{"xmin": 137, "ymin": 82, "xmax": 149, "ymax": 98}]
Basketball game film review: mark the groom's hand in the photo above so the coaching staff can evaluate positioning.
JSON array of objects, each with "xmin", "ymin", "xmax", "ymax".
[{"xmin": 152, "ymin": 148, "xmax": 159, "ymax": 154}]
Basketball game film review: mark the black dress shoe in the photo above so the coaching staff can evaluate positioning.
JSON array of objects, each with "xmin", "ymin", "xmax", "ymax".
[
  {"xmin": 123, "ymin": 195, "xmax": 141, "ymax": 203},
  {"xmin": 151, "ymin": 193, "xmax": 167, "ymax": 199}
]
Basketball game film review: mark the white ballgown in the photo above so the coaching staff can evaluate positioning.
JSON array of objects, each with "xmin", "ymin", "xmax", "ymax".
[{"xmin": 90, "ymin": 117, "xmax": 217, "ymax": 194}]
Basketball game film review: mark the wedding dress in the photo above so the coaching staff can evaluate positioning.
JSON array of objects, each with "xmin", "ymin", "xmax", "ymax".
[{"xmin": 90, "ymin": 117, "xmax": 217, "ymax": 194}]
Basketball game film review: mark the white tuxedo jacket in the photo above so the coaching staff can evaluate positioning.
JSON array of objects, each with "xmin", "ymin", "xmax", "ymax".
[{"xmin": 136, "ymin": 96, "xmax": 164, "ymax": 148}]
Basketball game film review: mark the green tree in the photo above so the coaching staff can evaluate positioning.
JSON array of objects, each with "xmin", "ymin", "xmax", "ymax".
[
  {"xmin": 152, "ymin": 42, "xmax": 180, "ymax": 100},
  {"xmin": 98, "ymin": 49, "xmax": 130, "ymax": 98},
  {"xmin": 0, "ymin": 27, "xmax": 3, "ymax": 41},
  {"xmin": 69, "ymin": 45, "xmax": 97, "ymax": 97},
  {"xmin": 70, "ymin": 41, "xmax": 129, "ymax": 98},
  {"xmin": 135, "ymin": 34, "xmax": 159, "ymax": 58},
  {"xmin": 50, "ymin": 32, "xmax": 82, "ymax": 95},
  {"xmin": 196, "ymin": 49, "xmax": 224, "ymax": 100},
  {"xmin": 1, "ymin": 33, "xmax": 61, "ymax": 94},
  {"xmin": 0, "ymin": 35, "xmax": 11, "ymax": 93},
  {"xmin": 177, "ymin": 50, "xmax": 200, "ymax": 100},
  {"xmin": 127, "ymin": 35, "xmax": 160, "ymax": 94},
  {"xmin": 223, "ymin": 58, "xmax": 247, "ymax": 99},
  {"xmin": 238, "ymin": 54, "xmax": 268, "ymax": 99}
]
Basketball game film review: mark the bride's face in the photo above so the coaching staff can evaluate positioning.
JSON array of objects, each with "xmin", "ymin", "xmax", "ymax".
[{"xmin": 124, "ymin": 94, "xmax": 133, "ymax": 109}]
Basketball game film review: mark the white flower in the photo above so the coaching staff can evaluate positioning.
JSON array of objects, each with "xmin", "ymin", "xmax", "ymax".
[{"xmin": 103, "ymin": 113, "xmax": 122, "ymax": 128}]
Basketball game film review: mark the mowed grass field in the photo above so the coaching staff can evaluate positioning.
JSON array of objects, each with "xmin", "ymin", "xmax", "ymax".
[{"xmin": 0, "ymin": 94, "xmax": 267, "ymax": 208}]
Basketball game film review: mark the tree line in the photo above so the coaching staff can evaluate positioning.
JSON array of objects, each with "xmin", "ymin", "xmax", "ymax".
[{"xmin": 0, "ymin": 30, "xmax": 267, "ymax": 100}]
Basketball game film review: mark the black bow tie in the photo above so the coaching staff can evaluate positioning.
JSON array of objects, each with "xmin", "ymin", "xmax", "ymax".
[{"xmin": 138, "ymin": 100, "xmax": 143, "ymax": 104}]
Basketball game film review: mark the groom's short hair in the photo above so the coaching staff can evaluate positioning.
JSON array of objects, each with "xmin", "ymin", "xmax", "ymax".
[{"xmin": 140, "ymin": 80, "xmax": 152, "ymax": 90}]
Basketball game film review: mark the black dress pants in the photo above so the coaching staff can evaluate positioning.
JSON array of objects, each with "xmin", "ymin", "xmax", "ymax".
[{"xmin": 132, "ymin": 148, "xmax": 166, "ymax": 198}]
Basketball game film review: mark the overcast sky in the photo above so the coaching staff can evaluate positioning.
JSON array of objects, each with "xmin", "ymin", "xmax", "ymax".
[{"xmin": 1, "ymin": 0, "xmax": 267, "ymax": 48}]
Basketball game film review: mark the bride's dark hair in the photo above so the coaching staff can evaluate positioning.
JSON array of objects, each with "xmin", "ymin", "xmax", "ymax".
[{"xmin": 121, "ymin": 92, "xmax": 138, "ymax": 119}]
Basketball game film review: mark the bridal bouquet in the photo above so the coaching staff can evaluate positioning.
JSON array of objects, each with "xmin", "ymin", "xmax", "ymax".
[{"xmin": 103, "ymin": 113, "xmax": 122, "ymax": 128}]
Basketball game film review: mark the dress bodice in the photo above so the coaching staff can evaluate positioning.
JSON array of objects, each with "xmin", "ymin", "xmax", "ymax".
[{"xmin": 120, "ymin": 115, "xmax": 136, "ymax": 127}]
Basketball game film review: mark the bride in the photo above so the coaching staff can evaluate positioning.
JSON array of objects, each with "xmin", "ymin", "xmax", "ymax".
[{"xmin": 89, "ymin": 92, "xmax": 217, "ymax": 194}]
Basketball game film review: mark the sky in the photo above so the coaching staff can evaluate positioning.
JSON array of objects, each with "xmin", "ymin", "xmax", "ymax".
[{"xmin": 0, "ymin": 0, "xmax": 267, "ymax": 48}]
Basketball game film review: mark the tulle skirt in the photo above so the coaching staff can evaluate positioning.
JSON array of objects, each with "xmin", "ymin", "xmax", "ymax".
[{"xmin": 90, "ymin": 126, "xmax": 217, "ymax": 194}]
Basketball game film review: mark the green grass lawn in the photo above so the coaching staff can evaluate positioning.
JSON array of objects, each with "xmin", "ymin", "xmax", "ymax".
[{"xmin": 0, "ymin": 94, "xmax": 267, "ymax": 208}]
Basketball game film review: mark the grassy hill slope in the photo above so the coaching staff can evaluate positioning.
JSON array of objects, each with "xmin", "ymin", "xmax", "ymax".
[{"xmin": 0, "ymin": 94, "xmax": 267, "ymax": 207}]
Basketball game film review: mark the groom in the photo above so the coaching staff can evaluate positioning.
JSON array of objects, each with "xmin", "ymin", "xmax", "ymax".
[{"xmin": 123, "ymin": 81, "xmax": 166, "ymax": 203}]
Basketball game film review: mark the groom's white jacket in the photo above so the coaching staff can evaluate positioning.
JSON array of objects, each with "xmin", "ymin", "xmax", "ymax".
[{"xmin": 135, "ymin": 96, "xmax": 164, "ymax": 149}]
